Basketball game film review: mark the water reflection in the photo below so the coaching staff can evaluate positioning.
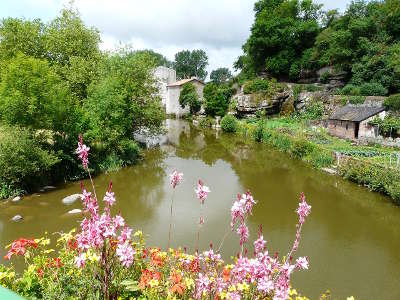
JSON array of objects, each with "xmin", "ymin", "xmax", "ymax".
[{"xmin": 0, "ymin": 119, "xmax": 400, "ymax": 299}]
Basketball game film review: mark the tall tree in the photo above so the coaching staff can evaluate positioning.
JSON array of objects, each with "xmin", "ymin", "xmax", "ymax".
[
  {"xmin": 173, "ymin": 49, "xmax": 208, "ymax": 81},
  {"xmin": 210, "ymin": 67, "xmax": 233, "ymax": 84},
  {"xmin": 237, "ymin": 0, "xmax": 322, "ymax": 79}
]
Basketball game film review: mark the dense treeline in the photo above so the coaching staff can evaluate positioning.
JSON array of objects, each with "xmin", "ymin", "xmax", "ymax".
[
  {"xmin": 235, "ymin": 0, "xmax": 400, "ymax": 95},
  {"xmin": 0, "ymin": 7, "xmax": 165, "ymax": 198}
]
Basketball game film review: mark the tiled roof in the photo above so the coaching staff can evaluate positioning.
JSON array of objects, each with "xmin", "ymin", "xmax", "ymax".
[
  {"xmin": 329, "ymin": 104, "xmax": 385, "ymax": 122},
  {"xmin": 167, "ymin": 77, "xmax": 204, "ymax": 87}
]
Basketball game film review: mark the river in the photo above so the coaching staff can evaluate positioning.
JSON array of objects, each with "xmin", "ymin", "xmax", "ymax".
[{"xmin": 1, "ymin": 119, "xmax": 400, "ymax": 299}]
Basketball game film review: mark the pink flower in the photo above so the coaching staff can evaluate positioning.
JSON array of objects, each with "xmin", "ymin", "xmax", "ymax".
[
  {"xmin": 296, "ymin": 193, "xmax": 311, "ymax": 224},
  {"xmin": 75, "ymin": 253, "xmax": 86, "ymax": 268},
  {"xmin": 104, "ymin": 191, "xmax": 115, "ymax": 206},
  {"xmin": 254, "ymin": 234, "xmax": 266, "ymax": 254},
  {"xmin": 118, "ymin": 227, "xmax": 132, "ymax": 243},
  {"xmin": 230, "ymin": 197, "xmax": 245, "ymax": 229},
  {"xmin": 296, "ymin": 256, "xmax": 309, "ymax": 270},
  {"xmin": 257, "ymin": 276, "xmax": 274, "ymax": 293},
  {"xmin": 237, "ymin": 223, "xmax": 249, "ymax": 246},
  {"xmin": 76, "ymin": 134, "xmax": 90, "ymax": 170},
  {"xmin": 113, "ymin": 215, "xmax": 125, "ymax": 228},
  {"xmin": 195, "ymin": 180, "xmax": 210, "ymax": 204},
  {"xmin": 242, "ymin": 191, "xmax": 256, "ymax": 215},
  {"xmin": 170, "ymin": 170, "xmax": 183, "ymax": 189},
  {"xmin": 116, "ymin": 241, "xmax": 135, "ymax": 267}
]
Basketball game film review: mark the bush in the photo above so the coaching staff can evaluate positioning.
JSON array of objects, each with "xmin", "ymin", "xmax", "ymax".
[
  {"xmin": 291, "ymin": 138, "xmax": 315, "ymax": 159},
  {"xmin": 320, "ymin": 71, "xmax": 330, "ymax": 83},
  {"xmin": 348, "ymin": 96, "xmax": 366, "ymax": 104},
  {"xmin": 203, "ymin": 83, "xmax": 234, "ymax": 117},
  {"xmin": 253, "ymin": 120, "xmax": 266, "ymax": 142},
  {"xmin": 301, "ymin": 102, "xmax": 324, "ymax": 120},
  {"xmin": 243, "ymin": 79, "xmax": 269, "ymax": 94},
  {"xmin": 307, "ymin": 148, "xmax": 334, "ymax": 168},
  {"xmin": 221, "ymin": 115, "xmax": 238, "ymax": 133},
  {"xmin": 340, "ymin": 84, "xmax": 361, "ymax": 96},
  {"xmin": 0, "ymin": 125, "xmax": 59, "ymax": 197},
  {"xmin": 179, "ymin": 82, "xmax": 201, "ymax": 114},
  {"xmin": 384, "ymin": 94, "xmax": 400, "ymax": 112},
  {"xmin": 359, "ymin": 82, "xmax": 388, "ymax": 96}
]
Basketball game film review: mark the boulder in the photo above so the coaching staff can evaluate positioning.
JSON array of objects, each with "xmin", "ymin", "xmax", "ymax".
[
  {"xmin": 67, "ymin": 209, "xmax": 82, "ymax": 214},
  {"xmin": 12, "ymin": 196, "xmax": 21, "ymax": 202},
  {"xmin": 11, "ymin": 215, "xmax": 23, "ymax": 222},
  {"xmin": 62, "ymin": 194, "xmax": 83, "ymax": 205}
]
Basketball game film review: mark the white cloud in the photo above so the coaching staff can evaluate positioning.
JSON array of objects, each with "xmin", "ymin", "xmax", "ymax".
[{"xmin": 1, "ymin": 0, "xmax": 352, "ymax": 78}]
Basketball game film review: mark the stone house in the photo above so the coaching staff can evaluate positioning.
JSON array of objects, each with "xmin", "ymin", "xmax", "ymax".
[
  {"xmin": 153, "ymin": 66, "xmax": 204, "ymax": 116},
  {"xmin": 166, "ymin": 77, "xmax": 204, "ymax": 116},
  {"xmin": 327, "ymin": 104, "xmax": 386, "ymax": 140}
]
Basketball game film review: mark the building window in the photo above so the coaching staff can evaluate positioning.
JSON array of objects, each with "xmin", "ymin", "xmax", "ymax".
[{"xmin": 346, "ymin": 123, "xmax": 348, "ymax": 130}]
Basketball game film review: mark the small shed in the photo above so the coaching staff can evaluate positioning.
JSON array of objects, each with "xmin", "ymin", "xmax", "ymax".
[
  {"xmin": 166, "ymin": 77, "xmax": 204, "ymax": 116},
  {"xmin": 327, "ymin": 104, "xmax": 386, "ymax": 139}
]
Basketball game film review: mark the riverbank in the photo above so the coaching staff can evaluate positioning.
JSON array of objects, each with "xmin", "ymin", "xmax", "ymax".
[{"xmin": 204, "ymin": 116, "xmax": 400, "ymax": 204}]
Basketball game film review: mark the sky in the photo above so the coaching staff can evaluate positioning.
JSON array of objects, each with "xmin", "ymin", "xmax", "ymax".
[{"xmin": 0, "ymin": 0, "xmax": 352, "ymax": 77}]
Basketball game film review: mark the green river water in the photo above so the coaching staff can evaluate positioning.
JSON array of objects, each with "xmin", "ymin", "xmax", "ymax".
[{"xmin": 1, "ymin": 119, "xmax": 400, "ymax": 299}]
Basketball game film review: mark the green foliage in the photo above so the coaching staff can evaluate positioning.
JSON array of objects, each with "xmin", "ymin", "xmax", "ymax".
[
  {"xmin": 179, "ymin": 83, "xmax": 201, "ymax": 115},
  {"xmin": 320, "ymin": 71, "xmax": 330, "ymax": 83},
  {"xmin": 291, "ymin": 137, "xmax": 315, "ymax": 159},
  {"xmin": 340, "ymin": 84, "xmax": 361, "ymax": 96},
  {"xmin": 210, "ymin": 67, "xmax": 232, "ymax": 84},
  {"xmin": 173, "ymin": 49, "xmax": 208, "ymax": 81},
  {"xmin": 384, "ymin": 94, "xmax": 400, "ymax": 112},
  {"xmin": 243, "ymin": 79, "xmax": 270, "ymax": 94},
  {"xmin": 0, "ymin": 54, "xmax": 75, "ymax": 131},
  {"xmin": 134, "ymin": 49, "xmax": 173, "ymax": 68},
  {"xmin": 339, "ymin": 158, "xmax": 400, "ymax": 203},
  {"xmin": 221, "ymin": 115, "xmax": 238, "ymax": 133},
  {"xmin": 0, "ymin": 125, "xmax": 59, "ymax": 196},
  {"xmin": 348, "ymin": 96, "xmax": 366, "ymax": 105},
  {"xmin": 359, "ymin": 82, "xmax": 388, "ymax": 96},
  {"xmin": 368, "ymin": 116, "xmax": 400, "ymax": 136},
  {"xmin": 203, "ymin": 83, "xmax": 235, "ymax": 117},
  {"xmin": 239, "ymin": 0, "xmax": 322, "ymax": 78},
  {"xmin": 301, "ymin": 101, "xmax": 324, "ymax": 120}
]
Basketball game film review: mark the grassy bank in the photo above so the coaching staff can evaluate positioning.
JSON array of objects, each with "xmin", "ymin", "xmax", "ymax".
[{"xmin": 226, "ymin": 116, "xmax": 400, "ymax": 203}]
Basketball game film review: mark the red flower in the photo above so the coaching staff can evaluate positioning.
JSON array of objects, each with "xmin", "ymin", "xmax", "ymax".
[
  {"xmin": 67, "ymin": 238, "xmax": 77, "ymax": 250},
  {"xmin": 169, "ymin": 270, "xmax": 185, "ymax": 295},
  {"xmin": 4, "ymin": 238, "xmax": 38, "ymax": 260},
  {"xmin": 139, "ymin": 269, "xmax": 161, "ymax": 289},
  {"xmin": 37, "ymin": 268, "xmax": 44, "ymax": 278}
]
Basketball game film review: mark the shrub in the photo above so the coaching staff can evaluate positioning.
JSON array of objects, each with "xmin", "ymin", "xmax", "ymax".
[
  {"xmin": 203, "ymin": 83, "xmax": 234, "ymax": 117},
  {"xmin": 384, "ymin": 94, "xmax": 400, "ymax": 112},
  {"xmin": 348, "ymin": 95, "xmax": 366, "ymax": 104},
  {"xmin": 301, "ymin": 101, "xmax": 324, "ymax": 120},
  {"xmin": 253, "ymin": 120, "xmax": 266, "ymax": 142},
  {"xmin": 359, "ymin": 82, "xmax": 388, "ymax": 96},
  {"xmin": 291, "ymin": 138, "xmax": 315, "ymax": 159},
  {"xmin": 199, "ymin": 116, "xmax": 215, "ymax": 128},
  {"xmin": 179, "ymin": 82, "xmax": 201, "ymax": 114},
  {"xmin": 340, "ymin": 84, "xmax": 361, "ymax": 96},
  {"xmin": 0, "ymin": 125, "xmax": 59, "ymax": 197},
  {"xmin": 243, "ymin": 79, "xmax": 269, "ymax": 94},
  {"xmin": 220, "ymin": 115, "xmax": 238, "ymax": 133},
  {"xmin": 307, "ymin": 148, "xmax": 334, "ymax": 168},
  {"xmin": 320, "ymin": 71, "xmax": 330, "ymax": 83},
  {"xmin": 289, "ymin": 62, "xmax": 300, "ymax": 81}
]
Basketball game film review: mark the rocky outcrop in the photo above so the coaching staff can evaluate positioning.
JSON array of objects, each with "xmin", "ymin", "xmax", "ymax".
[
  {"xmin": 234, "ymin": 90, "xmax": 292, "ymax": 117},
  {"xmin": 316, "ymin": 66, "xmax": 347, "ymax": 89}
]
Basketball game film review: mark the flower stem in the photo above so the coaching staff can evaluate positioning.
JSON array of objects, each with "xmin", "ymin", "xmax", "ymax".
[{"xmin": 167, "ymin": 189, "xmax": 175, "ymax": 249}]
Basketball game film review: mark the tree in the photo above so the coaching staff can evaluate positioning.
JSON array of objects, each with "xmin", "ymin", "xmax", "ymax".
[
  {"xmin": 174, "ymin": 49, "xmax": 208, "ymax": 81},
  {"xmin": 210, "ymin": 67, "xmax": 233, "ymax": 84},
  {"xmin": 85, "ymin": 49, "xmax": 165, "ymax": 145},
  {"xmin": 243, "ymin": 0, "xmax": 320, "ymax": 77},
  {"xmin": 239, "ymin": 0, "xmax": 322, "ymax": 78},
  {"xmin": 179, "ymin": 83, "xmax": 201, "ymax": 114},
  {"xmin": 44, "ymin": 7, "xmax": 102, "ymax": 100},
  {"xmin": 203, "ymin": 83, "xmax": 234, "ymax": 117},
  {"xmin": 0, "ymin": 54, "xmax": 75, "ymax": 131},
  {"xmin": 134, "ymin": 49, "xmax": 173, "ymax": 68}
]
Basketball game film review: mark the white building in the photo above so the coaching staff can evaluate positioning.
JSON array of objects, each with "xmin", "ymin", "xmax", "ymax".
[
  {"xmin": 154, "ymin": 66, "xmax": 204, "ymax": 116},
  {"xmin": 154, "ymin": 66, "xmax": 176, "ymax": 106}
]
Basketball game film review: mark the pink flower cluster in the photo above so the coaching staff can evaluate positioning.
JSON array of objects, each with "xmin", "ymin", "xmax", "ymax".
[
  {"xmin": 76, "ymin": 134, "xmax": 90, "ymax": 170},
  {"xmin": 169, "ymin": 170, "xmax": 183, "ymax": 189},
  {"xmin": 195, "ymin": 180, "xmax": 211, "ymax": 204},
  {"xmin": 195, "ymin": 192, "xmax": 311, "ymax": 300},
  {"xmin": 230, "ymin": 191, "xmax": 256, "ymax": 247},
  {"xmin": 74, "ymin": 138, "xmax": 135, "ymax": 269}
]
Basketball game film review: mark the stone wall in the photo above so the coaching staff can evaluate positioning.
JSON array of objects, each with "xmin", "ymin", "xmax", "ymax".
[{"xmin": 327, "ymin": 120, "xmax": 356, "ymax": 139}]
